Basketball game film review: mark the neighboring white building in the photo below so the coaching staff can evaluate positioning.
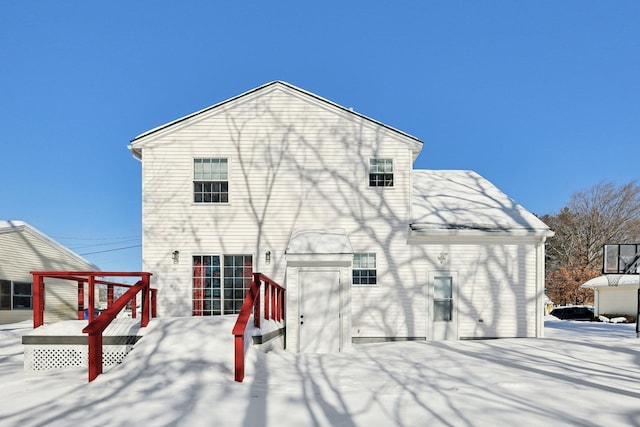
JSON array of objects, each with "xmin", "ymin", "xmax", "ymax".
[
  {"xmin": 581, "ymin": 275, "xmax": 639, "ymax": 318},
  {"xmin": 129, "ymin": 81, "xmax": 553, "ymax": 351},
  {"xmin": 0, "ymin": 220, "xmax": 99, "ymax": 324}
]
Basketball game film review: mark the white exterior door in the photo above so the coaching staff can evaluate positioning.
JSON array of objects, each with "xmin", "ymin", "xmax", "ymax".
[
  {"xmin": 430, "ymin": 271, "xmax": 458, "ymax": 340},
  {"xmin": 299, "ymin": 270, "xmax": 341, "ymax": 353}
]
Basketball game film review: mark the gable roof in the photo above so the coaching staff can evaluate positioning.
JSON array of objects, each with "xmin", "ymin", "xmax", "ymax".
[
  {"xmin": 411, "ymin": 170, "xmax": 553, "ymax": 238},
  {"xmin": 129, "ymin": 81, "xmax": 423, "ymax": 159},
  {"xmin": 0, "ymin": 220, "xmax": 100, "ymax": 270}
]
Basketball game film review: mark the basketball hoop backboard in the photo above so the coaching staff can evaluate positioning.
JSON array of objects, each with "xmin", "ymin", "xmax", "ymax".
[
  {"xmin": 603, "ymin": 244, "xmax": 640, "ymax": 338},
  {"xmin": 603, "ymin": 244, "xmax": 640, "ymax": 274}
]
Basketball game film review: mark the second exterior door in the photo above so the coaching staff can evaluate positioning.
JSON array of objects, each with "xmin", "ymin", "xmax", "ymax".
[
  {"xmin": 299, "ymin": 269, "xmax": 341, "ymax": 353},
  {"xmin": 429, "ymin": 271, "xmax": 458, "ymax": 340}
]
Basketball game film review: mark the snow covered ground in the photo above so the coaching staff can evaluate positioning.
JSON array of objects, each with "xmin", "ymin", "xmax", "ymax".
[{"xmin": 1, "ymin": 317, "xmax": 639, "ymax": 427}]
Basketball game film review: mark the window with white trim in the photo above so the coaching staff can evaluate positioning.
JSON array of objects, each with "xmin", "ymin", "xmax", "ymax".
[
  {"xmin": 369, "ymin": 159, "xmax": 393, "ymax": 187},
  {"xmin": 0, "ymin": 279, "xmax": 32, "ymax": 310},
  {"xmin": 194, "ymin": 158, "xmax": 229, "ymax": 203},
  {"xmin": 353, "ymin": 253, "xmax": 377, "ymax": 285},
  {"xmin": 192, "ymin": 255, "xmax": 252, "ymax": 316}
]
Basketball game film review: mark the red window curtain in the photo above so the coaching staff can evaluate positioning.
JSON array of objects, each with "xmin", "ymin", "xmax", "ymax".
[
  {"xmin": 243, "ymin": 256, "xmax": 253, "ymax": 292},
  {"xmin": 193, "ymin": 257, "xmax": 204, "ymax": 316}
]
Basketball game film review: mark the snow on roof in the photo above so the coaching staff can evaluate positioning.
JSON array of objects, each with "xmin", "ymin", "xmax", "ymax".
[
  {"xmin": 286, "ymin": 229, "xmax": 353, "ymax": 254},
  {"xmin": 581, "ymin": 274, "xmax": 640, "ymax": 289},
  {"xmin": 0, "ymin": 220, "xmax": 28, "ymax": 232},
  {"xmin": 411, "ymin": 170, "xmax": 552, "ymax": 237}
]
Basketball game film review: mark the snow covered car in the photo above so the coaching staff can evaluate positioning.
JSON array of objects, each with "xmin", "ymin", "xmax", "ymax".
[{"xmin": 550, "ymin": 306, "xmax": 595, "ymax": 321}]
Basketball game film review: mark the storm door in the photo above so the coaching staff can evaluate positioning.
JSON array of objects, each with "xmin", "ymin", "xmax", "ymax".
[{"xmin": 430, "ymin": 271, "xmax": 458, "ymax": 340}]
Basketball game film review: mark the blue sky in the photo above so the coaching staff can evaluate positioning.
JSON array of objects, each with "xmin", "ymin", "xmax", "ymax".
[{"xmin": 1, "ymin": 1, "xmax": 638, "ymax": 272}]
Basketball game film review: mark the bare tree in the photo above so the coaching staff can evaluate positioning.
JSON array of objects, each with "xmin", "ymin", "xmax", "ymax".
[
  {"xmin": 543, "ymin": 180, "xmax": 640, "ymax": 305},
  {"xmin": 569, "ymin": 181, "xmax": 640, "ymax": 269}
]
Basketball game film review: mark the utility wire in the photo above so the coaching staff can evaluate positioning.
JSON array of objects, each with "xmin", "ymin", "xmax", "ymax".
[
  {"xmin": 79, "ymin": 245, "xmax": 142, "ymax": 255},
  {"xmin": 52, "ymin": 235, "xmax": 140, "ymax": 241},
  {"xmin": 69, "ymin": 238, "xmax": 141, "ymax": 250}
]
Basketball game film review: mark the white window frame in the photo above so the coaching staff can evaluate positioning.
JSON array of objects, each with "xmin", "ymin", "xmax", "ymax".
[
  {"xmin": 369, "ymin": 158, "xmax": 394, "ymax": 187},
  {"xmin": 193, "ymin": 158, "xmax": 229, "ymax": 203},
  {"xmin": 192, "ymin": 254, "xmax": 253, "ymax": 316},
  {"xmin": 352, "ymin": 253, "xmax": 377, "ymax": 285}
]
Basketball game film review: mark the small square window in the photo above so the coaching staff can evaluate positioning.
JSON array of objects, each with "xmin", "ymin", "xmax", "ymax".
[
  {"xmin": 353, "ymin": 253, "xmax": 377, "ymax": 285},
  {"xmin": 369, "ymin": 159, "xmax": 393, "ymax": 187}
]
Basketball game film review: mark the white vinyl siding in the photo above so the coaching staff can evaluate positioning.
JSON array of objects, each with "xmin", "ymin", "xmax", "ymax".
[
  {"xmin": 0, "ymin": 226, "xmax": 96, "ymax": 324},
  {"xmin": 138, "ymin": 86, "xmax": 414, "ymax": 317},
  {"xmin": 436, "ymin": 243, "xmax": 537, "ymax": 339},
  {"xmin": 350, "ymin": 242, "xmax": 539, "ymax": 340},
  {"xmin": 596, "ymin": 287, "xmax": 638, "ymax": 317},
  {"xmin": 134, "ymin": 83, "xmax": 545, "ymax": 341}
]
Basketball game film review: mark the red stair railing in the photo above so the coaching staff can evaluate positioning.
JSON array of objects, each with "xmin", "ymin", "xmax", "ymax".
[
  {"xmin": 30, "ymin": 271, "xmax": 156, "ymax": 382},
  {"xmin": 232, "ymin": 272, "xmax": 285, "ymax": 382}
]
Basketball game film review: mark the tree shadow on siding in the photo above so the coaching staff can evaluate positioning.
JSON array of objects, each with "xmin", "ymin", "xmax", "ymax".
[
  {"xmin": 135, "ymin": 85, "xmax": 552, "ymax": 423},
  {"xmin": 141, "ymin": 85, "xmax": 549, "ymax": 337}
]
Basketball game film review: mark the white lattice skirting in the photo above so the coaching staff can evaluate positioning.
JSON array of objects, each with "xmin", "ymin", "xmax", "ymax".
[
  {"xmin": 22, "ymin": 319, "xmax": 145, "ymax": 372},
  {"xmin": 24, "ymin": 344, "xmax": 135, "ymax": 371}
]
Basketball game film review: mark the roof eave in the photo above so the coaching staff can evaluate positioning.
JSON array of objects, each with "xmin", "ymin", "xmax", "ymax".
[
  {"xmin": 129, "ymin": 80, "xmax": 424, "ymax": 150},
  {"xmin": 408, "ymin": 226, "xmax": 554, "ymax": 241},
  {"xmin": 0, "ymin": 221, "xmax": 100, "ymax": 270},
  {"xmin": 128, "ymin": 144, "xmax": 142, "ymax": 160}
]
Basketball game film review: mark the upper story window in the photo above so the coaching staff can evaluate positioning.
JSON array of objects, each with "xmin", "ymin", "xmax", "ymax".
[
  {"xmin": 353, "ymin": 253, "xmax": 377, "ymax": 285},
  {"xmin": 369, "ymin": 159, "xmax": 393, "ymax": 187},
  {"xmin": 194, "ymin": 158, "xmax": 228, "ymax": 203},
  {"xmin": 0, "ymin": 279, "xmax": 32, "ymax": 310}
]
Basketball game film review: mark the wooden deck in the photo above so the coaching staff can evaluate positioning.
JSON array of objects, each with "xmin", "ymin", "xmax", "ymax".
[
  {"xmin": 22, "ymin": 318, "xmax": 150, "ymax": 371},
  {"xmin": 22, "ymin": 318, "xmax": 148, "ymax": 345}
]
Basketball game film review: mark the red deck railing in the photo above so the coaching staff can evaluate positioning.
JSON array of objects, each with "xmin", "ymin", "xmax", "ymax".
[
  {"xmin": 232, "ymin": 272, "xmax": 285, "ymax": 382},
  {"xmin": 30, "ymin": 271, "xmax": 156, "ymax": 382}
]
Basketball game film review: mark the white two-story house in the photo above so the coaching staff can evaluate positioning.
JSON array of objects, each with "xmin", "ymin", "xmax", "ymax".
[{"xmin": 129, "ymin": 81, "xmax": 553, "ymax": 352}]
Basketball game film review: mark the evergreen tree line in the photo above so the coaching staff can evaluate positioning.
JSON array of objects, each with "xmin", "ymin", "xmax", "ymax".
[{"xmin": 541, "ymin": 181, "xmax": 640, "ymax": 306}]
